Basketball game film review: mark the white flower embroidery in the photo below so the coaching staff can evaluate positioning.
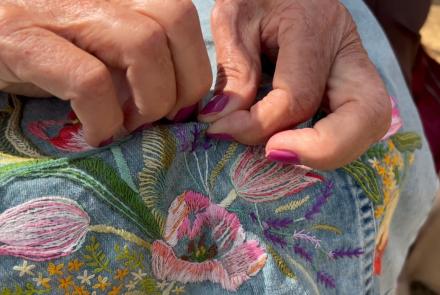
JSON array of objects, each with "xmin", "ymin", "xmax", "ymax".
[
  {"xmin": 13, "ymin": 260, "xmax": 35, "ymax": 277},
  {"xmin": 77, "ymin": 269, "xmax": 95, "ymax": 285},
  {"xmin": 32, "ymin": 272, "xmax": 50, "ymax": 287},
  {"xmin": 131, "ymin": 269, "xmax": 147, "ymax": 281},
  {"xmin": 157, "ymin": 281, "xmax": 168, "ymax": 290},
  {"xmin": 125, "ymin": 280, "xmax": 137, "ymax": 291}
]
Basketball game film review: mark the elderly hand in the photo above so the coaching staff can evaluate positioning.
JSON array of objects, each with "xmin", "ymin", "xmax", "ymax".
[
  {"xmin": 200, "ymin": 0, "xmax": 391, "ymax": 170},
  {"xmin": 0, "ymin": 0, "xmax": 212, "ymax": 146}
]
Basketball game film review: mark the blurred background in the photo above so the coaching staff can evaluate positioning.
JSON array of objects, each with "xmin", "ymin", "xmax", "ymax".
[{"xmin": 366, "ymin": 1, "xmax": 440, "ymax": 294}]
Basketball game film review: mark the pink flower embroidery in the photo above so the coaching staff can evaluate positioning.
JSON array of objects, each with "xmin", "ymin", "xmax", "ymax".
[
  {"xmin": 152, "ymin": 191, "xmax": 267, "ymax": 291},
  {"xmin": 0, "ymin": 197, "xmax": 90, "ymax": 261},
  {"xmin": 28, "ymin": 112, "xmax": 92, "ymax": 152},
  {"xmin": 229, "ymin": 148, "xmax": 323, "ymax": 203},
  {"xmin": 382, "ymin": 96, "xmax": 403, "ymax": 140}
]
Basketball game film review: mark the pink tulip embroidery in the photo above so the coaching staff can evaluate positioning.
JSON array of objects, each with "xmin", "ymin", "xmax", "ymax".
[
  {"xmin": 0, "ymin": 197, "xmax": 151, "ymax": 262},
  {"xmin": 151, "ymin": 191, "xmax": 267, "ymax": 291},
  {"xmin": 28, "ymin": 112, "xmax": 92, "ymax": 152},
  {"xmin": 382, "ymin": 96, "xmax": 403, "ymax": 140},
  {"xmin": 220, "ymin": 148, "xmax": 323, "ymax": 206},
  {"xmin": 0, "ymin": 197, "xmax": 90, "ymax": 261}
]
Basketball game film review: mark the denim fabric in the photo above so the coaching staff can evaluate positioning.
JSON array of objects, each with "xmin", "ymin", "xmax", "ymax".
[{"xmin": 0, "ymin": 0, "xmax": 438, "ymax": 294}]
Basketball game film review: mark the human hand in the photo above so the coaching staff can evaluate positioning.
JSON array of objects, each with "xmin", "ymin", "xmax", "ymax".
[
  {"xmin": 0, "ymin": 0, "xmax": 212, "ymax": 146},
  {"xmin": 200, "ymin": 0, "xmax": 391, "ymax": 170}
]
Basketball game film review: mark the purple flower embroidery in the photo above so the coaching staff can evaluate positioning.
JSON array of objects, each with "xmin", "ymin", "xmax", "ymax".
[
  {"xmin": 330, "ymin": 248, "xmax": 364, "ymax": 259},
  {"xmin": 305, "ymin": 181, "xmax": 334, "ymax": 220},
  {"xmin": 317, "ymin": 271, "xmax": 336, "ymax": 289},
  {"xmin": 293, "ymin": 244, "xmax": 313, "ymax": 263}
]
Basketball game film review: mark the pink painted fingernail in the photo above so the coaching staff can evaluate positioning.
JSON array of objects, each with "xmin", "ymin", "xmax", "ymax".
[
  {"xmin": 207, "ymin": 133, "xmax": 235, "ymax": 141},
  {"xmin": 173, "ymin": 104, "xmax": 197, "ymax": 122},
  {"xmin": 200, "ymin": 94, "xmax": 229, "ymax": 115},
  {"xmin": 266, "ymin": 149, "xmax": 301, "ymax": 165},
  {"xmin": 98, "ymin": 137, "xmax": 113, "ymax": 148}
]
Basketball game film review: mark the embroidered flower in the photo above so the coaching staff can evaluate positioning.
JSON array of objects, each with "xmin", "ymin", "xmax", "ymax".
[
  {"xmin": 12, "ymin": 260, "xmax": 35, "ymax": 277},
  {"xmin": 229, "ymin": 148, "xmax": 322, "ymax": 203},
  {"xmin": 114, "ymin": 268, "xmax": 129, "ymax": 281},
  {"xmin": 0, "ymin": 197, "xmax": 90, "ymax": 261},
  {"xmin": 131, "ymin": 269, "xmax": 147, "ymax": 281},
  {"xmin": 93, "ymin": 275, "xmax": 110, "ymax": 291},
  {"xmin": 58, "ymin": 275, "xmax": 74, "ymax": 289},
  {"xmin": 48, "ymin": 262, "xmax": 64, "ymax": 276},
  {"xmin": 68, "ymin": 259, "xmax": 84, "ymax": 272},
  {"xmin": 125, "ymin": 280, "xmax": 137, "ymax": 291},
  {"xmin": 382, "ymin": 96, "xmax": 403, "ymax": 140},
  {"xmin": 33, "ymin": 272, "xmax": 51, "ymax": 288},
  {"xmin": 72, "ymin": 285, "xmax": 90, "ymax": 295},
  {"xmin": 28, "ymin": 112, "xmax": 93, "ymax": 152},
  {"xmin": 156, "ymin": 281, "xmax": 168, "ymax": 290},
  {"xmin": 152, "ymin": 191, "xmax": 267, "ymax": 291},
  {"xmin": 172, "ymin": 286, "xmax": 186, "ymax": 294},
  {"xmin": 108, "ymin": 285, "xmax": 123, "ymax": 295},
  {"xmin": 77, "ymin": 270, "xmax": 95, "ymax": 285}
]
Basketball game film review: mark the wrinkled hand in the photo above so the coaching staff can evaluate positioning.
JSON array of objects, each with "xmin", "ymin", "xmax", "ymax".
[
  {"xmin": 0, "ymin": 0, "xmax": 212, "ymax": 146},
  {"xmin": 200, "ymin": 0, "xmax": 391, "ymax": 170}
]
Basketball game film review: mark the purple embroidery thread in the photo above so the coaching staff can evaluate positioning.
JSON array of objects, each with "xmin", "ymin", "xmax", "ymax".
[
  {"xmin": 317, "ymin": 271, "xmax": 336, "ymax": 289},
  {"xmin": 305, "ymin": 181, "xmax": 334, "ymax": 220},
  {"xmin": 293, "ymin": 244, "xmax": 313, "ymax": 263},
  {"xmin": 330, "ymin": 248, "xmax": 364, "ymax": 259}
]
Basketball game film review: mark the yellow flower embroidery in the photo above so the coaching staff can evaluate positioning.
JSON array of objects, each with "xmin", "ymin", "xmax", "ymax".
[
  {"xmin": 108, "ymin": 285, "xmax": 122, "ymax": 295},
  {"xmin": 376, "ymin": 165, "xmax": 387, "ymax": 177},
  {"xmin": 58, "ymin": 275, "xmax": 74, "ymax": 289},
  {"xmin": 114, "ymin": 268, "xmax": 129, "ymax": 280},
  {"xmin": 383, "ymin": 154, "xmax": 393, "ymax": 166},
  {"xmin": 93, "ymin": 275, "xmax": 110, "ymax": 291},
  {"xmin": 375, "ymin": 206, "xmax": 385, "ymax": 219},
  {"xmin": 68, "ymin": 259, "xmax": 84, "ymax": 272},
  {"xmin": 48, "ymin": 262, "xmax": 64, "ymax": 276},
  {"xmin": 33, "ymin": 272, "xmax": 51, "ymax": 289},
  {"xmin": 72, "ymin": 285, "xmax": 90, "ymax": 295}
]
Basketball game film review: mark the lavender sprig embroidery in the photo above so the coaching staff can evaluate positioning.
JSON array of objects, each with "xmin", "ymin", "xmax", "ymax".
[
  {"xmin": 317, "ymin": 271, "xmax": 336, "ymax": 289},
  {"xmin": 292, "ymin": 230, "xmax": 321, "ymax": 248},
  {"xmin": 305, "ymin": 181, "xmax": 334, "ymax": 220},
  {"xmin": 264, "ymin": 218, "xmax": 293, "ymax": 230},
  {"xmin": 293, "ymin": 244, "xmax": 313, "ymax": 263},
  {"xmin": 329, "ymin": 248, "xmax": 364, "ymax": 259},
  {"xmin": 263, "ymin": 229, "xmax": 287, "ymax": 248}
]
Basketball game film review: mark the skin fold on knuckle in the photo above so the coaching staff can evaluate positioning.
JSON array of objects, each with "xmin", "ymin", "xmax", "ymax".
[{"xmin": 68, "ymin": 63, "xmax": 112, "ymax": 103}]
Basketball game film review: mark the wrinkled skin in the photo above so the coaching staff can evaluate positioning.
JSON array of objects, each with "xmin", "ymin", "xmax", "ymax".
[
  {"xmin": 0, "ymin": 0, "xmax": 212, "ymax": 146},
  {"xmin": 200, "ymin": 0, "xmax": 391, "ymax": 169}
]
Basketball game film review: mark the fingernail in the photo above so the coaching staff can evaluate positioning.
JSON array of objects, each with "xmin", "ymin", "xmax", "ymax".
[
  {"xmin": 173, "ymin": 104, "xmax": 197, "ymax": 122},
  {"xmin": 266, "ymin": 149, "xmax": 301, "ymax": 165},
  {"xmin": 133, "ymin": 123, "xmax": 152, "ymax": 133},
  {"xmin": 200, "ymin": 94, "xmax": 229, "ymax": 115},
  {"xmin": 99, "ymin": 137, "xmax": 113, "ymax": 148},
  {"xmin": 207, "ymin": 133, "xmax": 235, "ymax": 141}
]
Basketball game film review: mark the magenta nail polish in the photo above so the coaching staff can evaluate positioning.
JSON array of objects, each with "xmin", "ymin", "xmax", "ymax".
[
  {"xmin": 98, "ymin": 137, "xmax": 113, "ymax": 148},
  {"xmin": 173, "ymin": 104, "xmax": 197, "ymax": 122},
  {"xmin": 200, "ymin": 94, "xmax": 229, "ymax": 115},
  {"xmin": 207, "ymin": 133, "xmax": 235, "ymax": 141},
  {"xmin": 266, "ymin": 150, "xmax": 301, "ymax": 165}
]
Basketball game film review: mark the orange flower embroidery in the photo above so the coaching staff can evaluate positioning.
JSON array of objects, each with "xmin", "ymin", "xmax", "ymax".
[
  {"xmin": 48, "ymin": 262, "xmax": 64, "ymax": 276},
  {"xmin": 114, "ymin": 268, "xmax": 129, "ymax": 280},
  {"xmin": 58, "ymin": 275, "xmax": 74, "ymax": 289},
  {"xmin": 72, "ymin": 285, "xmax": 90, "ymax": 295},
  {"xmin": 108, "ymin": 285, "xmax": 122, "ymax": 295},
  {"xmin": 68, "ymin": 259, "xmax": 84, "ymax": 272}
]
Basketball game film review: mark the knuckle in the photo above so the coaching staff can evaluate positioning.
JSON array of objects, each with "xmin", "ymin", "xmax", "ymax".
[
  {"xmin": 70, "ymin": 64, "xmax": 110, "ymax": 101},
  {"xmin": 128, "ymin": 21, "xmax": 167, "ymax": 56},
  {"xmin": 171, "ymin": 0, "xmax": 198, "ymax": 24}
]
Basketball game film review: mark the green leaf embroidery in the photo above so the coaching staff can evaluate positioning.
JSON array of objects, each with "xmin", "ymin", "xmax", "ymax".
[
  {"xmin": 342, "ymin": 160, "xmax": 383, "ymax": 205},
  {"xmin": 82, "ymin": 236, "xmax": 110, "ymax": 274},
  {"xmin": 138, "ymin": 127, "xmax": 176, "ymax": 235},
  {"xmin": 275, "ymin": 195, "xmax": 310, "ymax": 214},
  {"xmin": 138, "ymin": 277, "xmax": 161, "ymax": 294},
  {"xmin": 311, "ymin": 224, "xmax": 342, "ymax": 235},
  {"xmin": 71, "ymin": 157, "xmax": 162, "ymax": 240},
  {"xmin": 364, "ymin": 143, "xmax": 389, "ymax": 160},
  {"xmin": 115, "ymin": 244, "xmax": 145, "ymax": 271},
  {"xmin": 209, "ymin": 142, "xmax": 238, "ymax": 188},
  {"xmin": 391, "ymin": 132, "xmax": 422, "ymax": 153}
]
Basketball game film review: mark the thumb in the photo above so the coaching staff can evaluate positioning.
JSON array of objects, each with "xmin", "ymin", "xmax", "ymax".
[{"xmin": 198, "ymin": 0, "xmax": 262, "ymax": 122}]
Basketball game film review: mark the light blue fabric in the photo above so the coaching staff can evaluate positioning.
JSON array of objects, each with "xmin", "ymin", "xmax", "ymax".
[{"xmin": 0, "ymin": 1, "xmax": 437, "ymax": 294}]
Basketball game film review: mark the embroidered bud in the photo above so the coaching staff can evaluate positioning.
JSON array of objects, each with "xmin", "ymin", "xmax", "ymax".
[
  {"xmin": 230, "ymin": 148, "xmax": 323, "ymax": 203},
  {"xmin": 0, "ymin": 197, "xmax": 90, "ymax": 261},
  {"xmin": 382, "ymin": 96, "xmax": 403, "ymax": 140}
]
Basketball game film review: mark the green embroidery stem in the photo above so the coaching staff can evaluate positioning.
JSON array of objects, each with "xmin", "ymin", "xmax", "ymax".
[
  {"xmin": 219, "ymin": 189, "xmax": 237, "ymax": 208},
  {"xmin": 89, "ymin": 224, "xmax": 151, "ymax": 250}
]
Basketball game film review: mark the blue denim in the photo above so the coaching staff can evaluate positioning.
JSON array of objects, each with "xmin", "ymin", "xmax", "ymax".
[{"xmin": 0, "ymin": 0, "xmax": 438, "ymax": 294}]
